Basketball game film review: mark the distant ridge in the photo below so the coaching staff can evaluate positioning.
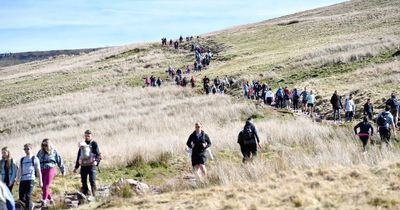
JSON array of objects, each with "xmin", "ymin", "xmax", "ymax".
[{"xmin": 0, "ymin": 48, "xmax": 103, "ymax": 67}]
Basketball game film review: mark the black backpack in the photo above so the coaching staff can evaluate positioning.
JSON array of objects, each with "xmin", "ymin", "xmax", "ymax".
[
  {"xmin": 386, "ymin": 98, "xmax": 398, "ymax": 110},
  {"xmin": 242, "ymin": 124, "xmax": 254, "ymax": 144},
  {"xmin": 377, "ymin": 112, "xmax": 388, "ymax": 127}
]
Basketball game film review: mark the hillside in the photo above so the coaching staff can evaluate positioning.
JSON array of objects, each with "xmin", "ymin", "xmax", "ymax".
[{"xmin": 1, "ymin": 0, "xmax": 400, "ymax": 209}]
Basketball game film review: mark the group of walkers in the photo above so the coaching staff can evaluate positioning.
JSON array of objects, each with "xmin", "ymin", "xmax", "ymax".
[
  {"xmin": 186, "ymin": 118, "xmax": 261, "ymax": 178},
  {"xmin": 144, "ymin": 75, "xmax": 163, "ymax": 87},
  {"xmin": 0, "ymin": 130, "xmax": 101, "ymax": 210},
  {"xmin": 202, "ymin": 75, "xmax": 234, "ymax": 95}
]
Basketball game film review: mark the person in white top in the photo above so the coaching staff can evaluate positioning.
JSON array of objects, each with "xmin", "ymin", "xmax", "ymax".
[
  {"xmin": 16, "ymin": 143, "xmax": 42, "ymax": 210},
  {"xmin": 345, "ymin": 94, "xmax": 356, "ymax": 122}
]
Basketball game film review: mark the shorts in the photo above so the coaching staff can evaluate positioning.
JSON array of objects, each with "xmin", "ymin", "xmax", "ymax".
[
  {"xmin": 307, "ymin": 103, "xmax": 314, "ymax": 108},
  {"xmin": 191, "ymin": 153, "xmax": 206, "ymax": 166}
]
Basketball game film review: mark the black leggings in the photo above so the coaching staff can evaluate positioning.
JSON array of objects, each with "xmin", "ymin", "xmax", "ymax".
[{"xmin": 359, "ymin": 136, "xmax": 369, "ymax": 151}]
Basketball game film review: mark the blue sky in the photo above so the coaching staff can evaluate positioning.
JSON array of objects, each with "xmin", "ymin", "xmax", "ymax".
[{"xmin": 0, "ymin": 0, "xmax": 345, "ymax": 53}]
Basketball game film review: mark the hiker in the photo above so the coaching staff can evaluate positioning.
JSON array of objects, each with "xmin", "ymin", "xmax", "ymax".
[
  {"xmin": 307, "ymin": 90, "xmax": 315, "ymax": 116},
  {"xmin": 345, "ymin": 94, "xmax": 355, "ymax": 122},
  {"xmin": 354, "ymin": 116, "xmax": 374, "ymax": 152},
  {"xmin": 292, "ymin": 88, "xmax": 300, "ymax": 112},
  {"xmin": 1, "ymin": 147, "xmax": 17, "ymax": 191},
  {"xmin": 16, "ymin": 143, "xmax": 42, "ymax": 210},
  {"xmin": 386, "ymin": 93, "xmax": 398, "ymax": 127},
  {"xmin": 330, "ymin": 90, "xmax": 343, "ymax": 123},
  {"xmin": 283, "ymin": 86, "xmax": 291, "ymax": 109},
  {"xmin": 190, "ymin": 75, "xmax": 196, "ymax": 88},
  {"xmin": 243, "ymin": 81, "xmax": 249, "ymax": 99},
  {"xmin": 186, "ymin": 122, "xmax": 212, "ymax": 177},
  {"xmin": 363, "ymin": 98, "xmax": 374, "ymax": 120},
  {"xmin": 156, "ymin": 77, "xmax": 162, "ymax": 87},
  {"xmin": 0, "ymin": 181, "xmax": 15, "ymax": 210},
  {"xmin": 265, "ymin": 88, "xmax": 274, "ymax": 105},
  {"xmin": 239, "ymin": 118, "xmax": 261, "ymax": 162},
  {"xmin": 36, "ymin": 139, "xmax": 65, "ymax": 207},
  {"xmin": 73, "ymin": 130, "xmax": 101, "ymax": 196},
  {"xmin": 376, "ymin": 106, "xmax": 396, "ymax": 145},
  {"xmin": 301, "ymin": 87, "xmax": 309, "ymax": 113},
  {"xmin": 276, "ymin": 86, "xmax": 284, "ymax": 108}
]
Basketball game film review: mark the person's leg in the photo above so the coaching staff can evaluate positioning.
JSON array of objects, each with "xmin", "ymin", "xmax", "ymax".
[
  {"xmin": 41, "ymin": 168, "xmax": 49, "ymax": 201},
  {"xmin": 333, "ymin": 109, "xmax": 337, "ymax": 121},
  {"xmin": 80, "ymin": 167, "xmax": 89, "ymax": 195},
  {"xmin": 25, "ymin": 180, "xmax": 35, "ymax": 210},
  {"xmin": 360, "ymin": 136, "xmax": 369, "ymax": 152},
  {"xmin": 199, "ymin": 164, "xmax": 207, "ymax": 177},
  {"xmin": 88, "ymin": 166, "xmax": 97, "ymax": 196},
  {"xmin": 240, "ymin": 144, "xmax": 247, "ymax": 163},
  {"xmin": 243, "ymin": 145, "xmax": 251, "ymax": 163},
  {"xmin": 46, "ymin": 167, "xmax": 56, "ymax": 201},
  {"xmin": 250, "ymin": 143, "xmax": 257, "ymax": 160},
  {"xmin": 19, "ymin": 180, "xmax": 28, "ymax": 203}
]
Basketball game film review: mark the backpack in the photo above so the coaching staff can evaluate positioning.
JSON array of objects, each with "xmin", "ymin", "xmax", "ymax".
[
  {"xmin": 377, "ymin": 112, "xmax": 388, "ymax": 127},
  {"xmin": 20, "ymin": 156, "xmax": 37, "ymax": 178},
  {"xmin": 242, "ymin": 124, "xmax": 255, "ymax": 144},
  {"xmin": 79, "ymin": 144, "xmax": 96, "ymax": 167},
  {"xmin": 277, "ymin": 89, "xmax": 284, "ymax": 97},
  {"xmin": 386, "ymin": 98, "xmax": 398, "ymax": 110}
]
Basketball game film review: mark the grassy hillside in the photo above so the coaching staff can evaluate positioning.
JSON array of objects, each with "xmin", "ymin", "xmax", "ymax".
[{"xmin": 1, "ymin": 0, "xmax": 400, "ymax": 209}]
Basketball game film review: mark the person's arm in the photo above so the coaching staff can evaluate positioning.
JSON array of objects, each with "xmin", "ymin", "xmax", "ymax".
[
  {"xmin": 354, "ymin": 123, "xmax": 360, "ymax": 135},
  {"xmin": 204, "ymin": 134, "xmax": 211, "ymax": 149},
  {"xmin": 74, "ymin": 149, "xmax": 81, "ymax": 172},
  {"xmin": 34, "ymin": 157, "xmax": 43, "ymax": 188},
  {"xmin": 370, "ymin": 124, "xmax": 374, "ymax": 136},
  {"xmin": 253, "ymin": 125, "xmax": 260, "ymax": 143},
  {"xmin": 15, "ymin": 159, "xmax": 21, "ymax": 184},
  {"xmin": 186, "ymin": 134, "xmax": 193, "ymax": 148},
  {"xmin": 10, "ymin": 159, "xmax": 17, "ymax": 186},
  {"xmin": 55, "ymin": 150, "xmax": 65, "ymax": 175},
  {"xmin": 92, "ymin": 141, "xmax": 101, "ymax": 163}
]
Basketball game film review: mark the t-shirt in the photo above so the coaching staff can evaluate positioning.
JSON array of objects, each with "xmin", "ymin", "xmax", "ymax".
[{"xmin": 20, "ymin": 156, "xmax": 40, "ymax": 181}]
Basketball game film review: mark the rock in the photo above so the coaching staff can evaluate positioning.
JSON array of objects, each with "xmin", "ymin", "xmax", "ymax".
[{"xmin": 114, "ymin": 178, "xmax": 150, "ymax": 195}]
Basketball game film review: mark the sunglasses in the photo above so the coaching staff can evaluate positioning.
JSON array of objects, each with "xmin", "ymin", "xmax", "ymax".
[
  {"xmin": 42, "ymin": 144, "xmax": 48, "ymax": 147},
  {"xmin": 23, "ymin": 148, "xmax": 30, "ymax": 151}
]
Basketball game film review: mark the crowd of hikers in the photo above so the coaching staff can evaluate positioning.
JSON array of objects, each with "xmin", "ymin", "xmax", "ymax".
[{"xmin": 0, "ymin": 130, "xmax": 102, "ymax": 209}]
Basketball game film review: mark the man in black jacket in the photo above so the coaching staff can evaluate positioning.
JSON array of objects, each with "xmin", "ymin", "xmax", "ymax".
[
  {"xmin": 186, "ymin": 122, "xmax": 211, "ymax": 177},
  {"xmin": 241, "ymin": 118, "xmax": 261, "ymax": 162},
  {"xmin": 363, "ymin": 98, "xmax": 374, "ymax": 120},
  {"xmin": 73, "ymin": 130, "xmax": 101, "ymax": 196},
  {"xmin": 330, "ymin": 90, "xmax": 343, "ymax": 123}
]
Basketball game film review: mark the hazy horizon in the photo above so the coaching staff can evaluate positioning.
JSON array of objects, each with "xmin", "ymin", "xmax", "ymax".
[{"xmin": 1, "ymin": 0, "xmax": 345, "ymax": 53}]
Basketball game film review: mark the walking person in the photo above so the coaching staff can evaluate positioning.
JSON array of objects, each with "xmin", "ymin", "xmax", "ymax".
[
  {"xmin": 276, "ymin": 87, "xmax": 284, "ymax": 108},
  {"xmin": 307, "ymin": 90, "xmax": 315, "ymax": 117},
  {"xmin": 330, "ymin": 90, "xmax": 343, "ymax": 124},
  {"xmin": 376, "ymin": 106, "xmax": 396, "ymax": 145},
  {"xmin": 36, "ymin": 139, "xmax": 65, "ymax": 207},
  {"xmin": 345, "ymin": 94, "xmax": 355, "ymax": 122},
  {"xmin": 363, "ymin": 98, "xmax": 374, "ymax": 120},
  {"xmin": 16, "ymin": 143, "xmax": 42, "ymax": 210},
  {"xmin": 301, "ymin": 87, "xmax": 308, "ymax": 113},
  {"xmin": 73, "ymin": 130, "xmax": 101, "ymax": 197},
  {"xmin": 354, "ymin": 116, "xmax": 374, "ymax": 152},
  {"xmin": 386, "ymin": 93, "xmax": 398, "ymax": 127},
  {"xmin": 265, "ymin": 88, "xmax": 274, "ymax": 105},
  {"xmin": 1, "ymin": 147, "xmax": 18, "ymax": 192},
  {"xmin": 240, "ymin": 118, "xmax": 261, "ymax": 162},
  {"xmin": 186, "ymin": 122, "xmax": 212, "ymax": 178}
]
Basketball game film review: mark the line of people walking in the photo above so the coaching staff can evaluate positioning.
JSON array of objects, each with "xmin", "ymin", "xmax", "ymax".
[{"xmin": 0, "ymin": 130, "xmax": 101, "ymax": 210}]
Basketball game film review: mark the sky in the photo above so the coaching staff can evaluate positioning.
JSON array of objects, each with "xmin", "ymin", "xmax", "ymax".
[{"xmin": 0, "ymin": 0, "xmax": 345, "ymax": 53}]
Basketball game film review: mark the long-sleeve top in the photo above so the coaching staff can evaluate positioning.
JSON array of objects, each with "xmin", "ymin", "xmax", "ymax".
[
  {"xmin": 330, "ymin": 94, "xmax": 342, "ymax": 109},
  {"xmin": 363, "ymin": 102, "xmax": 373, "ymax": 114},
  {"xmin": 74, "ymin": 140, "xmax": 100, "ymax": 169},
  {"xmin": 0, "ymin": 159, "xmax": 17, "ymax": 185},
  {"xmin": 186, "ymin": 131, "xmax": 211, "ymax": 156},
  {"xmin": 354, "ymin": 122, "xmax": 374, "ymax": 136},
  {"xmin": 37, "ymin": 148, "xmax": 65, "ymax": 174},
  {"xmin": 345, "ymin": 99, "xmax": 355, "ymax": 112}
]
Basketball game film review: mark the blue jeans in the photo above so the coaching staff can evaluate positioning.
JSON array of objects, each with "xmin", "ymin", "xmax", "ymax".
[
  {"xmin": 80, "ymin": 166, "xmax": 96, "ymax": 195},
  {"xmin": 333, "ymin": 109, "xmax": 341, "ymax": 121},
  {"xmin": 19, "ymin": 180, "xmax": 34, "ymax": 210}
]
